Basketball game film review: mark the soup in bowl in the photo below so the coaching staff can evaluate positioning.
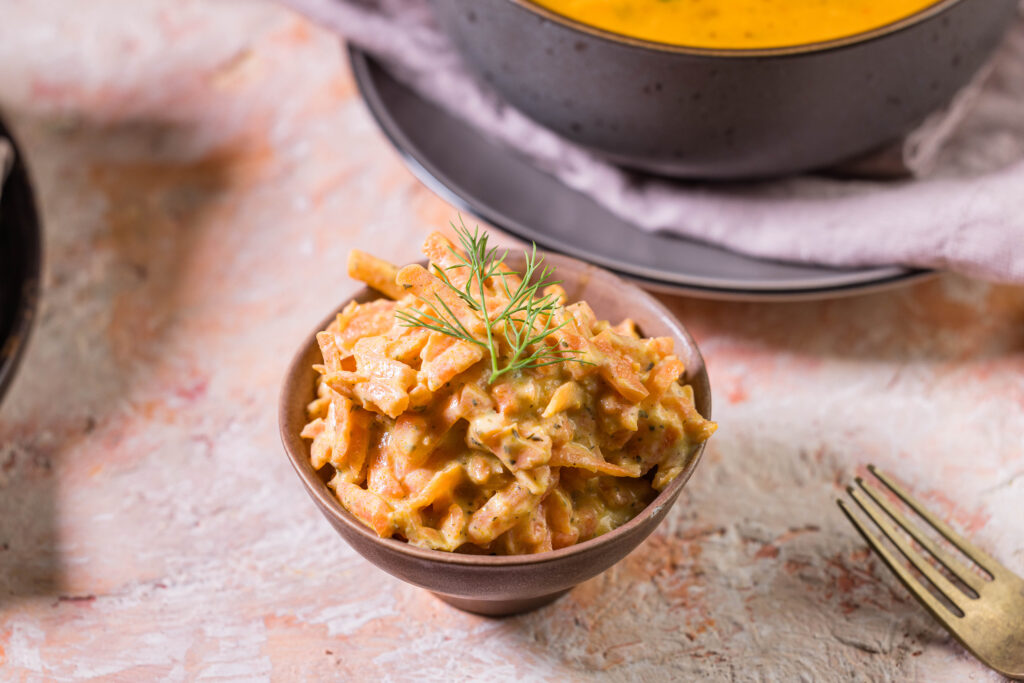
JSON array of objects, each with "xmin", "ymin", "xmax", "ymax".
[{"xmin": 431, "ymin": 0, "xmax": 1017, "ymax": 178}]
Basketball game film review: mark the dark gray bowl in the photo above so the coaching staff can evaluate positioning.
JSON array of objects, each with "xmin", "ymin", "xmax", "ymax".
[
  {"xmin": 279, "ymin": 252, "xmax": 712, "ymax": 616},
  {"xmin": 0, "ymin": 121, "xmax": 42, "ymax": 406},
  {"xmin": 431, "ymin": 0, "xmax": 1017, "ymax": 179}
]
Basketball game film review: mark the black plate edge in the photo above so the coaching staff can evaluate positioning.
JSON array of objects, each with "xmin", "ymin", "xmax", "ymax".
[{"xmin": 0, "ymin": 119, "xmax": 43, "ymax": 405}]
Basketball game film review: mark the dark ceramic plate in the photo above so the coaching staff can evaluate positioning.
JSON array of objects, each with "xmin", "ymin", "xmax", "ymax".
[
  {"xmin": 0, "ymin": 120, "xmax": 42, "ymax": 405},
  {"xmin": 348, "ymin": 48, "xmax": 930, "ymax": 300}
]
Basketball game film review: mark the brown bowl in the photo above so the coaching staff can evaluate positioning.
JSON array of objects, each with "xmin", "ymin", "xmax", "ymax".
[
  {"xmin": 278, "ymin": 251, "xmax": 712, "ymax": 616},
  {"xmin": 431, "ymin": 0, "xmax": 1018, "ymax": 179}
]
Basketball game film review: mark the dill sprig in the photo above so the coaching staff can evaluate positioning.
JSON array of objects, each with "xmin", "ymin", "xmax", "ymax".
[{"xmin": 395, "ymin": 220, "xmax": 591, "ymax": 384}]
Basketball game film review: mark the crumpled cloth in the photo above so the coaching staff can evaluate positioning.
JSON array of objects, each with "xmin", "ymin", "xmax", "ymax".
[{"xmin": 280, "ymin": 0, "xmax": 1024, "ymax": 283}]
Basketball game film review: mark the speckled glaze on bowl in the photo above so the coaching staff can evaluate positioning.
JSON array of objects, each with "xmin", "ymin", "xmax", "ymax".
[
  {"xmin": 279, "ymin": 251, "xmax": 712, "ymax": 616},
  {"xmin": 431, "ymin": 0, "xmax": 1017, "ymax": 179}
]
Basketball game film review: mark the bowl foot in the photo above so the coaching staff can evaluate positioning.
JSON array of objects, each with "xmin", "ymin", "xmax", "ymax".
[{"xmin": 431, "ymin": 589, "xmax": 571, "ymax": 617}]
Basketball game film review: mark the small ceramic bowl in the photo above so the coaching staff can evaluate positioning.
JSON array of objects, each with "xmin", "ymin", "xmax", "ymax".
[{"xmin": 278, "ymin": 251, "xmax": 712, "ymax": 616}]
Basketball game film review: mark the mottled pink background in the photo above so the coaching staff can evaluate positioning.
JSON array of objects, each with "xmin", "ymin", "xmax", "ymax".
[{"xmin": 0, "ymin": 1, "xmax": 1021, "ymax": 680}]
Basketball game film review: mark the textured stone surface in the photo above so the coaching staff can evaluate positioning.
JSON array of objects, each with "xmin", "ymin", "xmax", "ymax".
[{"xmin": 0, "ymin": 1, "xmax": 1022, "ymax": 680}]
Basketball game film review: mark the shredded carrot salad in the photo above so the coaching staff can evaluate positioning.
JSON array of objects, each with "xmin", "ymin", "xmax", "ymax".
[{"xmin": 301, "ymin": 232, "xmax": 715, "ymax": 554}]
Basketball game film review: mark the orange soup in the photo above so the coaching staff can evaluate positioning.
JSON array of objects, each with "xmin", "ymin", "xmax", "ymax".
[{"xmin": 530, "ymin": 0, "xmax": 943, "ymax": 49}]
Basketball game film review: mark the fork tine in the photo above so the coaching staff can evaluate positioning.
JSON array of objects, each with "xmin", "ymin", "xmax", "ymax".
[
  {"xmin": 869, "ymin": 465, "xmax": 1008, "ymax": 580},
  {"xmin": 837, "ymin": 499, "xmax": 967, "ymax": 640},
  {"xmin": 846, "ymin": 486, "xmax": 969, "ymax": 614},
  {"xmin": 857, "ymin": 477, "xmax": 987, "ymax": 595}
]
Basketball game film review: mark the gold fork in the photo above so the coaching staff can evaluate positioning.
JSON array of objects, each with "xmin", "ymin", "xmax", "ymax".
[{"xmin": 838, "ymin": 465, "xmax": 1024, "ymax": 679}]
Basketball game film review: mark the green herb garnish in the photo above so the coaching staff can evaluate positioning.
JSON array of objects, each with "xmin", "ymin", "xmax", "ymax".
[{"xmin": 396, "ymin": 219, "xmax": 591, "ymax": 383}]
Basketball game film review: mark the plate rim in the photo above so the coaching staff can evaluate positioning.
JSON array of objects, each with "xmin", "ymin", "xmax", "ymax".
[{"xmin": 348, "ymin": 47, "xmax": 930, "ymax": 299}]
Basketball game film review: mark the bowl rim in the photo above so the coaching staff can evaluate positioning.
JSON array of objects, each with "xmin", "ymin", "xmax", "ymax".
[
  {"xmin": 506, "ymin": 0, "xmax": 966, "ymax": 58},
  {"xmin": 279, "ymin": 250, "xmax": 711, "ymax": 567}
]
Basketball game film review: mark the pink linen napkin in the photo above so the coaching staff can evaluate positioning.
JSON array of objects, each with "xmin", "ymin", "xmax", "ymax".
[{"xmin": 280, "ymin": 0, "xmax": 1024, "ymax": 283}]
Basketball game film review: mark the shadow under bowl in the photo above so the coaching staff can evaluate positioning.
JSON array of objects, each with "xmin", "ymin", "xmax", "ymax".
[
  {"xmin": 431, "ymin": 0, "xmax": 1018, "ymax": 179},
  {"xmin": 278, "ymin": 251, "xmax": 712, "ymax": 616}
]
